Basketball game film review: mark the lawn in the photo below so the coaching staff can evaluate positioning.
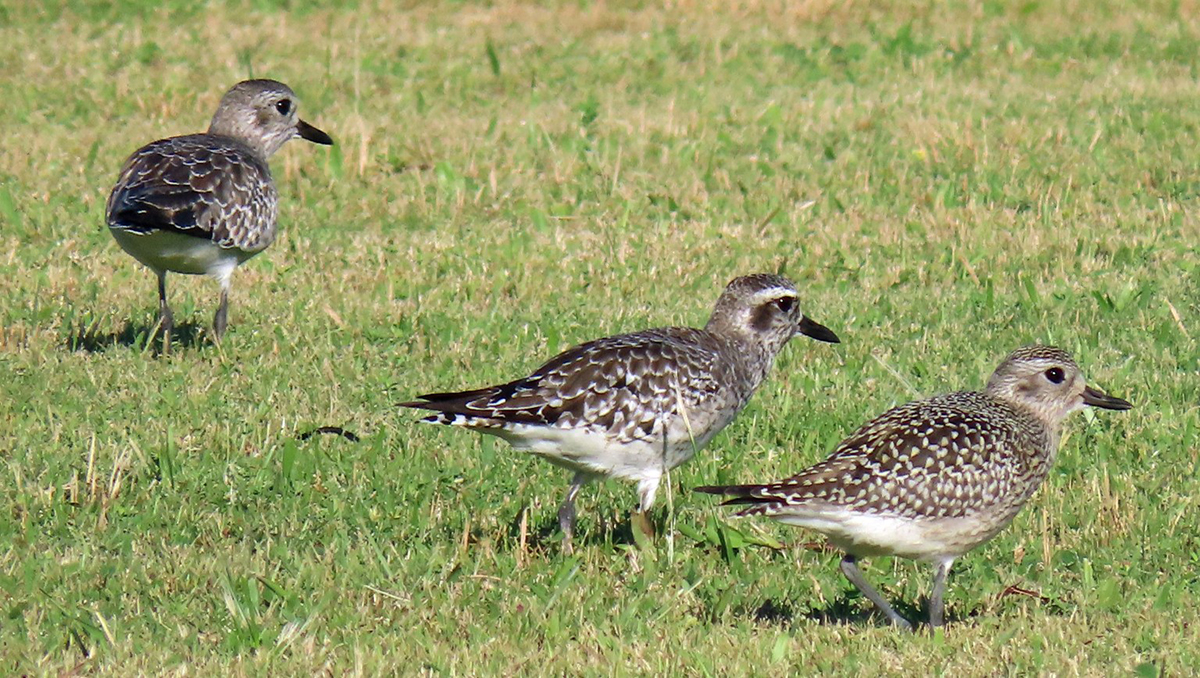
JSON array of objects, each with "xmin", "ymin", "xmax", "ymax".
[{"xmin": 1, "ymin": 0, "xmax": 1197, "ymax": 674}]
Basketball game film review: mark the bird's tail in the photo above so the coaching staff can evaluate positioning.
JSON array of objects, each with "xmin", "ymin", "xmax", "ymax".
[
  {"xmin": 694, "ymin": 483, "xmax": 782, "ymax": 516},
  {"xmin": 398, "ymin": 388, "xmax": 509, "ymax": 429}
]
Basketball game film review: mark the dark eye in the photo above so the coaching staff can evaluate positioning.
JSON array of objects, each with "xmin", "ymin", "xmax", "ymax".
[
  {"xmin": 1045, "ymin": 367, "xmax": 1065, "ymax": 384},
  {"xmin": 275, "ymin": 99, "xmax": 292, "ymax": 115},
  {"xmin": 775, "ymin": 297, "xmax": 795, "ymax": 313}
]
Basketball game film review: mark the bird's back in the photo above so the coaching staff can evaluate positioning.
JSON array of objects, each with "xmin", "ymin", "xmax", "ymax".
[
  {"xmin": 107, "ymin": 134, "xmax": 279, "ymax": 253},
  {"xmin": 724, "ymin": 391, "xmax": 1053, "ymax": 522},
  {"xmin": 404, "ymin": 326, "xmax": 756, "ymax": 443}
]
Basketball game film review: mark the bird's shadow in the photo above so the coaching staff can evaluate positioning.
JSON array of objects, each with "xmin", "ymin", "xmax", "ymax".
[
  {"xmin": 720, "ymin": 595, "xmax": 875, "ymax": 629},
  {"xmin": 800, "ymin": 594, "xmax": 928, "ymax": 629},
  {"xmin": 506, "ymin": 507, "xmax": 648, "ymax": 553},
  {"xmin": 723, "ymin": 594, "xmax": 930, "ymax": 630},
  {"xmin": 746, "ymin": 597, "xmax": 800, "ymax": 626},
  {"xmin": 65, "ymin": 319, "xmax": 209, "ymax": 354},
  {"xmin": 781, "ymin": 581, "xmax": 1069, "ymax": 629}
]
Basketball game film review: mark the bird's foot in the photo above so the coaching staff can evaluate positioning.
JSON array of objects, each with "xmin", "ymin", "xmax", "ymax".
[{"xmin": 630, "ymin": 510, "xmax": 655, "ymax": 546}]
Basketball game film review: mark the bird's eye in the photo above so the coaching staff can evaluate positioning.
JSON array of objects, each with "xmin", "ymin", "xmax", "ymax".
[
  {"xmin": 1044, "ymin": 367, "xmax": 1065, "ymax": 384},
  {"xmin": 775, "ymin": 297, "xmax": 795, "ymax": 313},
  {"xmin": 275, "ymin": 99, "xmax": 293, "ymax": 115}
]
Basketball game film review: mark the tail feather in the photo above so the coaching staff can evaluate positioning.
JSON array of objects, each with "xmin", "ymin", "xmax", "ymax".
[
  {"xmin": 398, "ymin": 375, "xmax": 536, "ymax": 416},
  {"xmin": 402, "ymin": 385, "xmax": 501, "ymax": 405},
  {"xmin": 694, "ymin": 484, "xmax": 785, "ymax": 513},
  {"xmin": 694, "ymin": 484, "xmax": 764, "ymax": 496},
  {"xmin": 406, "ymin": 410, "xmax": 506, "ymax": 430},
  {"xmin": 398, "ymin": 386, "xmax": 502, "ymax": 417}
]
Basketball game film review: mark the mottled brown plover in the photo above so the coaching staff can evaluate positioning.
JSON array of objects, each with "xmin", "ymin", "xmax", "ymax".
[
  {"xmin": 107, "ymin": 79, "xmax": 333, "ymax": 341},
  {"xmin": 697, "ymin": 345, "xmax": 1131, "ymax": 630},
  {"xmin": 401, "ymin": 273, "xmax": 840, "ymax": 552}
]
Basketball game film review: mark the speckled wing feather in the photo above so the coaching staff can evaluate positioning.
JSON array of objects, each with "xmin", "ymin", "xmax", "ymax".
[
  {"xmin": 106, "ymin": 134, "xmax": 278, "ymax": 252},
  {"xmin": 707, "ymin": 392, "xmax": 1050, "ymax": 520},
  {"xmin": 402, "ymin": 328, "xmax": 728, "ymax": 443}
]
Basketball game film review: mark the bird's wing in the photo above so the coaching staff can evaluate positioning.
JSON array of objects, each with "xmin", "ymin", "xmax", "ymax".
[
  {"xmin": 106, "ymin": 135, "xmax": 278, "ymax": 251},
  {"xmin": 699, "ymin": 394, "xmax": 1036, "ymax": 520},
  {"xmin": 401, "ymin": 328, "xmax": 724, "ymax": 440}
]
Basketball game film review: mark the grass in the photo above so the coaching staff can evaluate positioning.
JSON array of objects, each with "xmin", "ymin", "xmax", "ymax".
[{"xmin": 1, "ymin": 0, "xmax": 1198, "ymax": 674}]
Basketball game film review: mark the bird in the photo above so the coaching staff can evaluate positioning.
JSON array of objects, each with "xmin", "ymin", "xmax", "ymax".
[
  {"xmin": 401, "ymin": 273, "xmax": 841, "ymax": 553},
  {"xmin": 696, "ymin": 345, "xmax": 1131, "ymax": 630},
  {"xmin": 106, "ymin": 79, "xmax": 334, "ymax": 342}
]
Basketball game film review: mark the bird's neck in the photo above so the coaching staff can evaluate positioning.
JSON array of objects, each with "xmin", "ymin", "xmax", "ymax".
[
  {"xmin": 991, "ymin": 394, "xmax": 1063, "ymax": 471},
  {"xmin": 714, "ymin": 331, "xmax": 776, "ymax": 394},
  {"xmin": 207, "ymin": 122, "xmax": 273, "ymax": 160}
]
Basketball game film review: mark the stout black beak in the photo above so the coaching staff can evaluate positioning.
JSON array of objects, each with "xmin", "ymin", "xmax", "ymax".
[
  {"xmin": 1081, "ymin": 385, "xmax": 1132, "ymax": 410},
  {"xmin": 297, "ymin": 119, "xmax": 334, "ymax": 145},
  {"xmin": 797, "ymin": 316, "xmax": 840, "ymax": 344}
]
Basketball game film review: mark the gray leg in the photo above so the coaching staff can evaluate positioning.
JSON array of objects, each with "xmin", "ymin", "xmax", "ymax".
[
  {"xmin": 636, "ymin": 475, "xmax": 660, "ymax": 514},
  {"xmin": 630, "ymin": 475, "xmax": 661, "ymax": 542},
  {"xmin": 929, "ymin": 559, "xmax": 954, "ymax": 628},
  {"xmin": 213, "ymin": 285, "xmax": 229, "ymax": 340},
  {"xmin": 558, "ymin": 473, "xmax": 588, "ymax": 555},
  {"xmin": 156, "ymin": 271, "xmax": 174, "ymax": 338},
  {"xmin": 840, "ymin": 555, "xmax": 914, "ymax": 631}
]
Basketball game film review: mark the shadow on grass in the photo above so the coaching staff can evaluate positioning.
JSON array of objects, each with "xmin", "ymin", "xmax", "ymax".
[
  {"xmin": 800, "ymin": 594, "xmax": 925, "ymax": 629},
  {"xmin": 798, "ymin": 587, "xmax": 1070, "ymax": 630},
  {"xmin": 64, "ymin": 318, "xmax": 209, "ymax": 354},
  {"xmin": 800, "ymin": 589, "xmax": 1046, "ymax": 629},
  {"xmin": 508, "ymin": 505, "xmax": 649, "ymax": 554},
  {"xmin": 737, "ymin": 589, "xmax": 934, "ymax": 629}
]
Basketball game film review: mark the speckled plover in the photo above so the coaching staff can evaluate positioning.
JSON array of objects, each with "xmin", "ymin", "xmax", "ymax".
[
  {"xmin": 402, "ymin": 273, "xmax": 840, "ymax": 552},
  {"xmin": 106, "ymin": 79, "xmax": 333, "ymax": 341},
  {"xmin": 698, "ymin": 345, "xmax": 1131, "ymax": 629}
]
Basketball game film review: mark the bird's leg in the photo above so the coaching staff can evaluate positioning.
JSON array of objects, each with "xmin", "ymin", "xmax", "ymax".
[
  {"xmin": 156, "ymin": 271, "xmax": 174, "ymax": 337},
  {"xmin": 840, "ymin": 555, "xmax": 914, "ymax": 631},
  {"xmin": 631, "ymin": 476, "xmax": 660, "ymax": 543},
  {"xmin": 928, "ymin": 559, "xmax": 954, "ymax": 629},
  {"xmin": 213, "ymin": 283, "xmax": 230, "ymax": 340},
  {"xmin": 558, "ymin": 473, "xmax": 587, "ymax": 555}
]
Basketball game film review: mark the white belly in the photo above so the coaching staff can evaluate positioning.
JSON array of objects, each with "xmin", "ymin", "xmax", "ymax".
[
  {"xmin": 491, "ymin": 418, "xmax": 725, "ymax": 485},
  {"xmin": 772, "ymin": 507, "xmax": 1016, "ymax": 562},
  {"xmin": 110, "ymin": 228, "xmax": 256, "ymax": 283}
]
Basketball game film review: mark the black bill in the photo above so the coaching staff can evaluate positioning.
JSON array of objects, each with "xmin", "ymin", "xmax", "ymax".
[
  {"xmin": 1081, "ymin": 385, "xmax": 1132, "ymax": 410},
  {"xmin": 797, "ymin": 316, "xmax": 840, "ymax": 344},
  {"xmin": 297, "ymin": 119, "xmax": 334, "ymax": 145}
]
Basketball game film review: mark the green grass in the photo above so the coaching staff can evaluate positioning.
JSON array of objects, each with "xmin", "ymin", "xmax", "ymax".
[{"xmin": 1, "ymin": 0, "xmax": 1198, "ymax": 674}]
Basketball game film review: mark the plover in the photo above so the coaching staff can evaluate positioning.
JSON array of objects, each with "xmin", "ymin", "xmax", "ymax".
[
  {"xmin": 106, "ymin": 79, "xmax": 333, "ymax": 341},
  {"xmin": 401, "ymin": 273, "xmax": 840, "ymax": 552},
  {"xmin": 697, "ymin": 345, "xmax": 1131, "ymax": 630}
]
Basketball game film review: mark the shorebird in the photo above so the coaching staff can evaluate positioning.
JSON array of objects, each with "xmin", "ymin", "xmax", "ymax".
[
  {"xmin": 697, "ymin": 345, "xmax": 1131, "ymax": 630},
  {"xmin": 106, "ymin": 79, "xmax": 333, "ymax": 341},
  {"xmin": 401, "ymin": 273, "xmax": 840, "ymax": 552}
]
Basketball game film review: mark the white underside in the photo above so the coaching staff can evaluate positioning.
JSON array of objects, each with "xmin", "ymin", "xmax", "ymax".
[
  {"xmin": 770, "ymin": 507, "xmax": 1014, "ymax": 562},
  {"xmin": 111, "ymin": 228, "xmax": 255, "ymax": 286},
  {"xmin": 487, "ymin": 418, "xmax": 726, "ymax": 510}
]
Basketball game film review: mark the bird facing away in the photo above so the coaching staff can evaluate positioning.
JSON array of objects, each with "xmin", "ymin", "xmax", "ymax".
[
  {"xmin": 106, "ymin": 79, "xmax": 334, "ymax": 342},
  {"xmin": 697, "ymin": 345, "xmax": 1131, "ymax": 630},
  {"xmin": 401, "ymin": 273, "xmax": 840, "ymax": 553}
]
